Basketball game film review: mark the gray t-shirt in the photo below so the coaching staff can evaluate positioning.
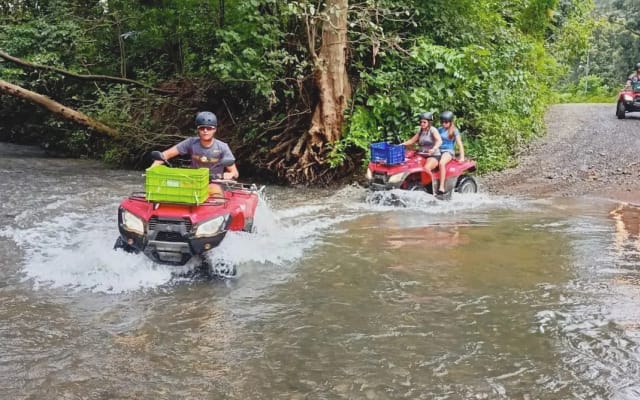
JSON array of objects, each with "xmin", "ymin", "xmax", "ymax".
[
  {"xmin": 175, "ymin": 137, "xmax": 235, "ymax": 179},
  {"xmin": 417, "ymin": 127, "xmax": 440, "ymax": 155}
]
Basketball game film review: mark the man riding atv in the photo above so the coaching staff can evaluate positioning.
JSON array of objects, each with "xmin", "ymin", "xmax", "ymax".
[
  {"xmin": 152, "ymin": 111, "xmax": 239, "ymax": 197},
  {"xmin": 626, "ymin": 63, "xmax": 640, "ymax": 89}
]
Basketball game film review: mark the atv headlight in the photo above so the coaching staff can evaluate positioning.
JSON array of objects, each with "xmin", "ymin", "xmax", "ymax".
[
  {"xmin": 388, "ymin": 172, "xmax": 408, "ymax": 184},
  {"xmin": 194, "ymin": 215, "xmax": 228, "ymax": 238},
  {"xmin": 121, "ymin": 210, "xmax": 145, "ymax": 235},
  {"xmin": 365, "ymin": 168, "xmax": 373, "ymax": 180},
  {"xmin": 624, "ymin": 94, "xmax": 634, "ymax": 102}
]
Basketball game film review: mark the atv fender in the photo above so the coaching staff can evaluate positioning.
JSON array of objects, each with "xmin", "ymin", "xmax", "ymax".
[{"xmin": 227, "ymin": 206, "xmax": 246, "ymax": 231}]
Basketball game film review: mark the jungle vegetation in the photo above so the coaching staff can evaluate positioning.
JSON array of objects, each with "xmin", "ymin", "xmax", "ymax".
[
  {"xmin": 0, "ymin": 0, "xmax": 629, "ymax": 184},
  {"xmin": 557, "ymin": 0, "xmax": 640, "ymax": 103}
]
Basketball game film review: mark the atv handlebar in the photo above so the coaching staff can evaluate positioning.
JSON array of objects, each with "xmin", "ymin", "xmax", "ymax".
[
  {"xmin": 211, "ymin": 179, "xmax": 236, "ymax": 184},
  {"xmin": 151, "ymin": 150, "xmax": 173, "ymax": 167}
]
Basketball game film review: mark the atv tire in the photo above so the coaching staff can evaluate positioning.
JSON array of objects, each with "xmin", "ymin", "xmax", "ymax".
[
  {"xmin": 407, "ymin": 182, "xmax": 427, "ymax": 192},
  {"xmin": 455, "ymin": 176, "xmax": 478, "ymax": 194},
  {"xmin": 616, "ymin": 101, "xmax": 626, "ymax": 119},
  {"xmin": 113, "ymin": 236, "xmax": 138, "ymax": 253}
]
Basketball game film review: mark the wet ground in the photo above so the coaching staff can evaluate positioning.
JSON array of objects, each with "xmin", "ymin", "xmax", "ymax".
[{"xmin": 482, "ymin": 103, "xmax": 640, "ymax": 204}]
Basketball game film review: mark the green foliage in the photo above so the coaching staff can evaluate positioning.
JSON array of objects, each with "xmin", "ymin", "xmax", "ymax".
[
  {"xmin": 556, "ymin": 74, "xmax": 617, "ymax": 102},
  {"xmin": 331, "ymin": 0, "xmax": 596, "ymax": 173},
  {"xmin": 102, "ymin": 146, "xmax": 128, "ymax": 165},
  {"xmin": 518, "ymin": 0, "xmax": 558, "ymax": 37},
  {"xmin": 329, "ymin": 106, "xmax": 379, "ymax": 167},
  {"xmin": 210, "ymin": 0, "xmax": 307, "ymax": 101},
  {"xmin": 0, "ymin": 0, "xmax": 604, "ymax": 180},
  {"xmin": 0, "ymin": 11, "xmax": 93, "ymax": 85},
  {"xmin": 553, "ymin": 0, "xmax": 640, "ymax": 99}
]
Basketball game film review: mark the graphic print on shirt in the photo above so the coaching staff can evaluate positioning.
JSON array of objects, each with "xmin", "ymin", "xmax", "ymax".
[{"xmin": 192, "ymin": 151, "xmax": 222, "ymax": 166}]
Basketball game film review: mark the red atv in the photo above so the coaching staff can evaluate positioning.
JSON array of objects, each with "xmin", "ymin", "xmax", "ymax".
[
  {"xmin": 365, "ymin": 142, "xmax": 478, "ymax": 200},
  {"xmin": 114, "ymin": 151, "xmax": 261, "ymax": 276},
  {"xmin": 616, "ymin": 82, "xmax": 640, "ymax": 119}
]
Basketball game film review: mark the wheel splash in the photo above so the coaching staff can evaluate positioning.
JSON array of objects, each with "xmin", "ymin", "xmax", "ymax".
[
  {"xmin": 364, "ymin": 189, "xmax": 442, "ymax": 207},
  {"xmin": 364, "ymin": 190, "xmax": 406, "ymax": 207},
  {"xmin": 205, "ymin": 259, "xmax": 238, "ymax": 279}
]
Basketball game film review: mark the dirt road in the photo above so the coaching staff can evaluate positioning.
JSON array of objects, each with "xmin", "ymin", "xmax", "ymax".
[{"xmin": 482, "ymin": 103, "xmax": 640, "ymax": 203}]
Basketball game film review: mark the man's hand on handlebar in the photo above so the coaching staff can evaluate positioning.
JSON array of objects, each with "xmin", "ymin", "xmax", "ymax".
[{"xmin": 222, "ymin": 172, "xmax": 237, "ymax": 180}]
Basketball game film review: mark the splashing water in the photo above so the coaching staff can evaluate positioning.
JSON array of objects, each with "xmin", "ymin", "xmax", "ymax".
[
  {"xmin": 0, "ymin": 188, "xmax": 366, "ymax": 293},
  {"xmin": 0, "ymin": 180, "xmax": 531, "ymax": 294},
  {"xmin": 362, "ymin": 187, "xmax": 529, "ymax": 215},
  {"xmin": 206, "ymin": 192, "xmax": 362, "ymax": 267},
  {"xmin": 1, "ymin": 204, "xmax": 175, "ymax": 293}
]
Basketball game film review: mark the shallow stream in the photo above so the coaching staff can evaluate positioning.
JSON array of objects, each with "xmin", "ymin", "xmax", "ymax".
[{"xmin": 1, "ymin": 143, "xmax": 640, "ymax": 399}]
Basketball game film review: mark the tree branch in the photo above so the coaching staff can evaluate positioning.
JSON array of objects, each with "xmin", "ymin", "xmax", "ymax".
[
  {"xmin": 609, "ymin": 17, "xmax": 640, "ymax": 37},
  {"xmin": 0, "ymin": 50, "xmax": 176, "ymax": 94},
  {"xmin": 0, "ymin": 78, "xmax": 120, "ymax": 138}
]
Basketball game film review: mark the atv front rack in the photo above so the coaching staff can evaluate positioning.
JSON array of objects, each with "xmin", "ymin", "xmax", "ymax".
[{"xmin": 213, "ymin": 180, "xmax": 265, "ymax": 194}]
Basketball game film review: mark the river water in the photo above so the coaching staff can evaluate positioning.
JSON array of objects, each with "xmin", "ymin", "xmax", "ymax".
[{"xmin": 1, "ymin": 143, "xmax": 640, "ymax": 399}]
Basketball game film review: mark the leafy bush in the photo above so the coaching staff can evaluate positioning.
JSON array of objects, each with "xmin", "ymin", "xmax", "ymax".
[{"xmin": 557, "ymin": 75, "xmax": 617, "ymax": 103}]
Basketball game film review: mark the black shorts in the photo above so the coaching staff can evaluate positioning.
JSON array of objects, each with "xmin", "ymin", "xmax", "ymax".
[{"xmin": 417, "ymin": 151, "xmax": 441, "ymax": 160}]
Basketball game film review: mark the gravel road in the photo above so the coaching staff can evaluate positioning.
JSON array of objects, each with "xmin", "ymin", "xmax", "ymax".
[{"xmin": 482, "ymin": 103, "xmax": 640, "ymax": 203}]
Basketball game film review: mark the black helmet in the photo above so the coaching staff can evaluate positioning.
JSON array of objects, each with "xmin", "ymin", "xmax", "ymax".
[
  {"xmin": 418, "ymin": 112, "xmax": 433, "ymax": 121},
  {"xmin": 635, "ymin": 63, "xmax": 640, "ymax": 70},
  {"xmin": 440, "ymin": 111, "xmax": 455, "ymax": 122},
  {"xmin": 195, "ymin": 111, "xmax": 217, "ymax": 127}
]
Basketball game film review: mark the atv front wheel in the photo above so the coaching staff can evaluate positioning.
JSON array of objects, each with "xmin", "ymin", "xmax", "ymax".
[
  {"xmin": 113, "ymin": 236, "xmax": 138, "ymax": 253},
  {"xmin": 616, "ymin": 101, "xmax": 626, "ymax": 119},
  {"xmin": 407, "ymin": 182, "xmax": 427, "ymax": 192},
  {"xmin": 455, "ymin": 176, "xmax": 478, "ymax": 194}
]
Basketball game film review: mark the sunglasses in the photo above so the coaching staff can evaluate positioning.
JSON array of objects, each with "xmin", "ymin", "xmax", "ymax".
[
  {"xmin": 197, "ymin": 125, "xmax": 216, "ymax": 131},
  {"xmin": 442, "ymin": 121, "xmax": 451, "ymax": 124}
]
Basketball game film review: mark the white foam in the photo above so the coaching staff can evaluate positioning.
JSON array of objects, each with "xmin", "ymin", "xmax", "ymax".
[
  {"xmin": 362, "ymin": 188, "xmax": 529, "ymax": 215},
  {"xmin": 1, "ymin": 203, "xmax": 174, "ymax": 293},
  {"xmin": 1, "ymin": 189, "xmax": 362, "ymax": 293},
  {"xmin": 206, "ymin": 195, "xmax": 357, "ymax": 266}
]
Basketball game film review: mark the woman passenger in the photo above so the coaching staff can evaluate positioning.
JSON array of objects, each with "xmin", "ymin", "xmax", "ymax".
[{"xmin": 436, "ymin": 111, "xmax": 465, "ymax": 195}]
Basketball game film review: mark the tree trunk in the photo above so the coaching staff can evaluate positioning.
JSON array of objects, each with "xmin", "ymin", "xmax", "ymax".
[
  {"xmin": 309, "ymin": 0, "xmax": 351, "ymax": 146},
  {"xmin": 285, "ymin": 0, "xmax": 351, "ymax": 183},
  {"xmin": 0, "ymin": 79, "xmax": 119, "ymax": 138},
  {"xmin": 232, "ymin": 0, "xmax": 354, "ymax": 185}
]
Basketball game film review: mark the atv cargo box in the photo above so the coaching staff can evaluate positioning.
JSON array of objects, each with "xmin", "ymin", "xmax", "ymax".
[
  {"xmin": 370, "ymin": 142, "xmax": 405, "ymax": 165},
  {"xmin": 145, "ymin": 165, "xmax": 209, "ymax": 205}
]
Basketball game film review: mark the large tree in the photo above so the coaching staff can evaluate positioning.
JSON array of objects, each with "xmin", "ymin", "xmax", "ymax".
[{"xmin": 302, "ymin": 0, "xmax": 351, "ymax": 181}]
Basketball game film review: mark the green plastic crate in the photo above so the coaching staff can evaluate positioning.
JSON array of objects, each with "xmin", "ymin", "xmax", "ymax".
[{"xmin": 145, "ymin": 166, "xmax": 210, "ymax": 205}]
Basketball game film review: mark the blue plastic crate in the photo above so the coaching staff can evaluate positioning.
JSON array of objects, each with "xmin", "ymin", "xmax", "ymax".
[{"xmin": 370, "ymin": 142, "xmax": 405, "ymax": 165}]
